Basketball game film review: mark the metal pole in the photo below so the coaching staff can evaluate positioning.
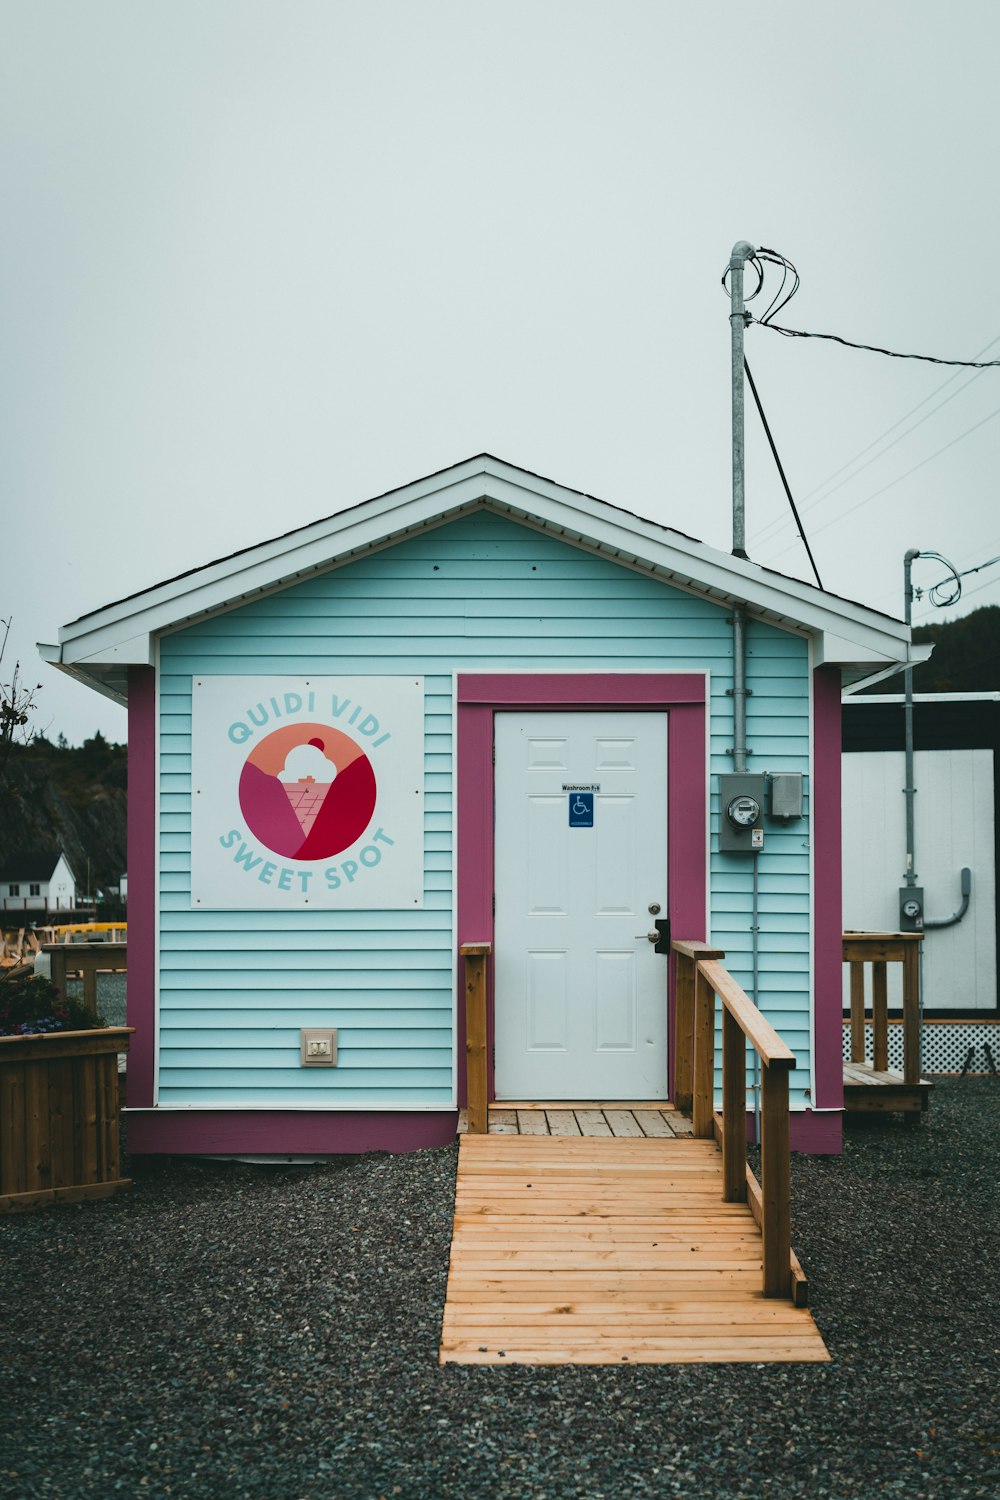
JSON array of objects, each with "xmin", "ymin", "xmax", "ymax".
[
  {"xmin": 729, "ymin": 241, "xmax": 755, "ymax": 560},
  {"xmin": 729, "ymin": 241, "xmax": 755, "ymax": 773},
  {"xmin": 903, "ymin": 548, "xmax": 921, "ymax": 888}
]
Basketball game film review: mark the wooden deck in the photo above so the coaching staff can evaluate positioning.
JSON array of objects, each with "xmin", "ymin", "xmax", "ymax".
[
  {"xmin": 439, "ymin": 1133, "xmax": 829, "ymax": 1366},
  {"xmin": 843, "ymin": 1059, "xmax": 933, "ymax": 1116},
  {"xmin": 457, "ymin": 1102, "xmax": 694, "ymax": 1138},
  {"xmin": 843, "ymin": 932, "xmax": 931, "ymax": 1119}
]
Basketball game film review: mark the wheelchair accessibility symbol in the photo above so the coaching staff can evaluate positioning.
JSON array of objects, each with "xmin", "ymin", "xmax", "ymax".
[{"xmin": 568, "ymin": 792, "xmax": 594, "ymax": 828}]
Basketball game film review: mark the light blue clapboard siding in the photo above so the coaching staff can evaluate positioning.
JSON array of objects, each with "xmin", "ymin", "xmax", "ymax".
[{"xmin": 157, "ymin": 511, "xmax": 813, "ymax": 1108}]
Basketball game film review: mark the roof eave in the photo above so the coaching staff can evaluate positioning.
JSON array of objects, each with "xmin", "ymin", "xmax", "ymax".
[{"xmin": 50, "ymin": 455, "xmax": 914, "ymax": 691}]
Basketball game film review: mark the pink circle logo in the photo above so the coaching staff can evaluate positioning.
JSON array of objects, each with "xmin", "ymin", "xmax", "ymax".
[{"xmin": 239, "ymin": 722, "xmax": 377, "ymax": 861}]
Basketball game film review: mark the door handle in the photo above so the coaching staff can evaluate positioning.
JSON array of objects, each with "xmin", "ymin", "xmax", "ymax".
[{"xmin": 632, "ymin": 918, "xmax": 671, "ymax": 954}]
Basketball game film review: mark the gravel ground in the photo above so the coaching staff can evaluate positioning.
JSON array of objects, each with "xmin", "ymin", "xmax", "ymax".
[{"xmin": 1, "ymin": 1077, "xmax": 998, "ymax": 1500}]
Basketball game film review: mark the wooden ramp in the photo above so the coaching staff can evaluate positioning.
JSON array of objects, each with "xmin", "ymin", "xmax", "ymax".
[{"xmin": 440, "ymin": 1134, "xmax": 829, "ymax": 1366}]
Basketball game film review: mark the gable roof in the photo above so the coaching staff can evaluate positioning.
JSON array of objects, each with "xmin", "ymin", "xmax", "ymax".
[
  {"xmin": 40, "ymin": 453, "xmax": 919, "ymax": 703},
  {"xmin": 0, "ymin": 851, "xmax": 73, "ymax": 883}
]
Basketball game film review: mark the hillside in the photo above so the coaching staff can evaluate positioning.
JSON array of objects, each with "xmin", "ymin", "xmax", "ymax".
[
  {"xmin": 0, "ymin": 734, "xmax": 127, "ymax": 896},
  {"xmin": 909, "ymin": 605, "xmax": 1000, "ymax": 693},
  {"xmin": 856, "ymin": 604, "xmax": 1000, "ymax": 694}
]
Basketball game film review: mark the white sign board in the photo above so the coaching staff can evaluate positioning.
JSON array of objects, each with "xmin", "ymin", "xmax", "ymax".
[{"xmin": 190, "ymin": 676, "xmax": 424, "ymax": 909}]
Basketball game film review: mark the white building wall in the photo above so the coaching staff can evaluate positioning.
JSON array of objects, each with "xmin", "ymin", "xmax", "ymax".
[{"xmin": 842, "ymin": 748, "xmax": 997, "ymax": 1012}]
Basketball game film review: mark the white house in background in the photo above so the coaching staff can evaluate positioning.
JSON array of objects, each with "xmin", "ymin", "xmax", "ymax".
[{"xmin": 0, "ymin": 851, "xmax": 78, "ymax": 913}]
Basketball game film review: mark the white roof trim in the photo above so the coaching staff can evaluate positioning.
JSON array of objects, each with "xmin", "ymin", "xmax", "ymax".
[
  {"xmin": 841, "ymin": 643, "xmax": 935, "ymax": 697},
  {"xmin": 49, "ymin": 455, "xmax": 913, "ymax": 694}
]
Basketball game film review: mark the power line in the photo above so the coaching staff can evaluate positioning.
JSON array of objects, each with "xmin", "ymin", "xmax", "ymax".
[
  {"xmin": 750, "ymin": 358, "xmax": 995, "ymax": 551},
  {"xmin": 752, "ymin": 318, "xmax": 1000, "ymax": 369},
  {"xmin": 795, "ymin": 337, "xmax": 1000, "ymax": 500},
  {"xmin": 913, "ymin": 566, "xmax": 1000, "ymax": 621},
  {"xmin": 743, "ymin": 358, "xmax": 822, "ymax": 588},
  {"xmin": 759, "ymin": 403, "xmax": 1000, "ymax": 565},
  {"xmin": 872, "ymin": 527, "xmax": 1000, "ymax": 610}
]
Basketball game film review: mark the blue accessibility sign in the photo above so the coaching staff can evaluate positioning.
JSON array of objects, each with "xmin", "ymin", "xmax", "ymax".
[{"xmin": 568, "ymin": 792, "xmax": 594, "ymax": 828}]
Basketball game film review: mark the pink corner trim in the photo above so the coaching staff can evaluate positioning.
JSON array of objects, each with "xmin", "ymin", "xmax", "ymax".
[
  {"xmin": 790, "ymin": 1109, "xmax": 842, "ymax": 1155},
  {"xmin": 812, "ymin": 666, "xmax": 844, "ymax": 1112},
  {"xmin": 127, "ymin": 667, "xmax": 157, "ymax": 1108},
  {"xmin": 125, "ymin": 1110, "xmax": 459, "ymax": 1155},
  {"xmin": 455, "ymin": 673, "xmax": 708, "ymax": 1105}
]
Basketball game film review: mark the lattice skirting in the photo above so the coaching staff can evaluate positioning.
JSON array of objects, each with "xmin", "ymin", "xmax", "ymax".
[{"xmin": 842, "ymin": 1020, "xmax": 1000, "ymax": 1074}]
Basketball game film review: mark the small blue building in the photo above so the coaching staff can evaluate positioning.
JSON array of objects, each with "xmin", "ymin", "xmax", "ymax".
[{"xmin": 45, "ymin": 456, "xmax": 916, "ymax": 1154}]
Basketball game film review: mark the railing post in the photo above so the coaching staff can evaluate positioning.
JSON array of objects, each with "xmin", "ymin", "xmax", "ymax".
[
  {"xmin": 902, "ymin": 937, "xmax": 920, "ymax": 1087},
  {"xmin": 673, "ymin": 951, "xmax": 695, "ymax": 1114},
  {"xmin": 692, "ymin": 963, "xmax": 715, "ymax": 1139},
  {"xmin": 871, "ymin": 960, "xmax": 889, "ymax": 1073},
  {"xmin": 760, "ymin": 1061, "xmax": 791, "ymax": 1298},
  {"xmin": 849, "ymin": 961, "xmax": 866, "ymax": 1064},
  {"xmin": 721, "ymin": 1005, "xmax": 747, "ymax": 1202},
  {"xmin": 460, "ymin": 943, "xmax": 491, "ymax": 1135}
]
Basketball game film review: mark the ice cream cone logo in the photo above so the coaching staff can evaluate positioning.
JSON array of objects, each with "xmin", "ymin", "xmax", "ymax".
[{"xmin": 239, "ymin": 723, "xmax": 377, "ymax": 861}]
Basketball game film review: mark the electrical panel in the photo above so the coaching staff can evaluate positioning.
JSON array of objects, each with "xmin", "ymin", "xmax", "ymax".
[
  {"xmin": 899, "ymin": 888, "xmax": 924, "ymax": 931},
  {"xmin": 718, "ymin": 774, "xmax": 767, "ymax": 853}
]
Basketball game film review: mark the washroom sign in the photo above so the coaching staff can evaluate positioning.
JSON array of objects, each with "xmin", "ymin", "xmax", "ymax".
[{"xmin": 190, "ymin": 677, "xmax": 424, "ymax": 909}]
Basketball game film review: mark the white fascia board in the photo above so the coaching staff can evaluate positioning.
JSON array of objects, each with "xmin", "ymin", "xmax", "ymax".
[
  {"xmin": 855, "ymin": 691, "xmax": 1000, "ymax": 704},
  {"xmin": 54, "ymin": 454, "xmax": 911, "ymax": 670},
  {"xmin": 488, "ymin": 479, "xmax": 911, "ymax": 658},
  {"xmin": 57, "ymin": 470, "xmax": 493, "ymax": 662},
  {"xmin": 39, "ymin": 646, "xmax": 130, "ymax": 705},
  {"xmin": 840, "ymin": 643, "xmax": 935, "ymax": 697}
]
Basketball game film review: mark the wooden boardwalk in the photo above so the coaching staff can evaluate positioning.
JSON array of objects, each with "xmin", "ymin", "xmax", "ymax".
[{"xmin": 440, "ymin": 1133, "xmax": 829, "ymax": 1366}]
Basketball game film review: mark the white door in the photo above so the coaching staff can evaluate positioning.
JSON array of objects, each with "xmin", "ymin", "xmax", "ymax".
[{"xmin": 493, "ymin": 711, "xmax": 669, "ymax": 1100}]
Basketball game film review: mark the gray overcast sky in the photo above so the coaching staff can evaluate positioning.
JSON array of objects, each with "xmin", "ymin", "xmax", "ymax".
[{"xmin": 3, "ymin": 0, "xmax": 998, "ymax": 743}]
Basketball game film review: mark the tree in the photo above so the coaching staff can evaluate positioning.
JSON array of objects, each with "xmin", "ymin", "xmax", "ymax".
[{"xmin": 0, "ymin": 618, "xmax": 41, "ymax": 787}]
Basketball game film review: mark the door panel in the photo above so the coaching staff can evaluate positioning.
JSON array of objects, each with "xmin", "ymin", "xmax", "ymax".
[{"xmin": 494, "ymin": 710, "xmax": 669, "ymax": 1100}]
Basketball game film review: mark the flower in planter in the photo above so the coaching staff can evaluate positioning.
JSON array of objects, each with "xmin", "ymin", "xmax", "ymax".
[{"xmin": 0, "ymin": 973, "xmax": 108, "ymax": 1037}]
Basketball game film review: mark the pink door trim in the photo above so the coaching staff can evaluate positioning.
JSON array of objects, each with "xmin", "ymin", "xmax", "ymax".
[{"xmin": 456, "ymin": 673, "xmax": 709, "ymax": 1105}]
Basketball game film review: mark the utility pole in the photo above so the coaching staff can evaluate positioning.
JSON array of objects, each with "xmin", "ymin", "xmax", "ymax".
[
  {"xmin": 729, "ymin": 241, "xmax": 754, "ymax": 563},
  {"xmin": 728, "ymin": 241, "xmax": 755, "ymax": 776},
  {"xmin": 902, "ymin": 548, "xmax": 921, "ymax": 889}
]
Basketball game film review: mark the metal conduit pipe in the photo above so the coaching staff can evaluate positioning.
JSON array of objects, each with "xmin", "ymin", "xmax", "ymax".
[
  {"xmin": 732, "ymin": 603, "xmax": 748, "ymax": 773},
  {"xmin": 925, "ymin": 867, "xmax": 972, "ymax": 929}
]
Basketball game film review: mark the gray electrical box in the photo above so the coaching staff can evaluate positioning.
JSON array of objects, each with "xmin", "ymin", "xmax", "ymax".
[
  {"xmin": 899, "ymin": 888, "xmax": 924, "ymax": 931},
  {"xmin": 769, "ymin": 773, "xmax": 804, "ymax": 820},
  {"xmin": 718, "ymin": 774, "xmax": 767, "ymax": 852}
]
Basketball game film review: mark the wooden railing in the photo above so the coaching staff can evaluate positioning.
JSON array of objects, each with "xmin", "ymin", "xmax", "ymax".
[
  {"xmin": 672, "ymin": 940, "xmax": 800, "ymax": 1301},
  {"xmin": 843, "ymin": 931, "xmax": 923, "ymax": 1082},
  {"xmin": 461, "ymin": 942, "xmax": 491, "ymax": 1134}
]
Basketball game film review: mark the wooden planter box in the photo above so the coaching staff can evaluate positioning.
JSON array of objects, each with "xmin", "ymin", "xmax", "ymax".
[{"xmin": 0, "ymin": 1027, "xmax": 134, "ymax": 1213}]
